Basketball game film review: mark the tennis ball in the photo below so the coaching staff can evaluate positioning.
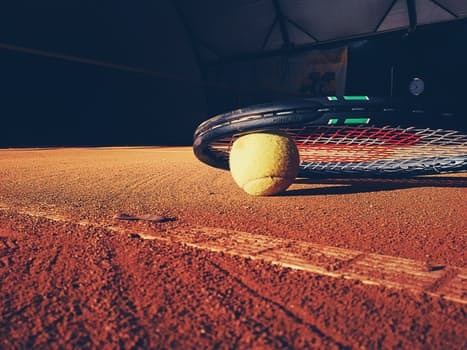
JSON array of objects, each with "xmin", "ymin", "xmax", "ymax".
[{"xmin": 229, "ymin": 131, "xmax": 300, "ymax": 196}]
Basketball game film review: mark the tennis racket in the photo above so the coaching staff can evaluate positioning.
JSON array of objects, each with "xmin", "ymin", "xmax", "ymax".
[{"xmin": 193, "ymin": 96, "xmax": 467, "ymax": 178}]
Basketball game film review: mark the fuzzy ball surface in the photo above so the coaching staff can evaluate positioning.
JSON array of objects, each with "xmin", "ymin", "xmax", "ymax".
[{"xmin": 229, "ymin": 132, "xmax": 300, "ymax": 196}]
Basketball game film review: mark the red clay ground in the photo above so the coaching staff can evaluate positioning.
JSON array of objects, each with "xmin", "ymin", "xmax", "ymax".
[{"xmin": 0, "ymin": 147, "xmax": 465, "ymax": 349}]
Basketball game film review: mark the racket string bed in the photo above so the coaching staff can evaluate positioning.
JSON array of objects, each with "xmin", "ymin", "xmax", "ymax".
[
  {"xmin": 291, "ymin": 126, "xmax": 467, "ymax": 176},
  {"xmin": 207, "ymin": 126, "xmax": 467, "ymax": 177}
]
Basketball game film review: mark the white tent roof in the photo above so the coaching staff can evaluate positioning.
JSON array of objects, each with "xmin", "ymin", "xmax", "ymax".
[
  {"xmin": 175, "ymin": 0, "xmax": 467, "ymax": 62},
  {"xmin": 1, "ymin": 1, "xmax": 466, "ymax": 68}
]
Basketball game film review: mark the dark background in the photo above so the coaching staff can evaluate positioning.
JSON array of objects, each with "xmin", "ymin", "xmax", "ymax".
[{"xmin": 0, "ymin": 2, "xmax": 466, "ymax": 147}]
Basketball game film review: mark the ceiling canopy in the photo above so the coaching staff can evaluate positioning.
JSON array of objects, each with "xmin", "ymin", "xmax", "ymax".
[{"xmin": 174, "ymin": 0, "xmax": 467, "ymax": 63}]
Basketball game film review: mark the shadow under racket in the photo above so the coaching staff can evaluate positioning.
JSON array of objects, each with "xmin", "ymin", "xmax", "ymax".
[{"xmin": 281, "ymin": 176, "xmax": 467, "ymax": 196}]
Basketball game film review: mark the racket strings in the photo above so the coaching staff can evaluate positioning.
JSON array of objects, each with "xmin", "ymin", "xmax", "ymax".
[
  {"xmin": 288, "ymin": 126, "xmax": 466, "ymax": 162},
  {"xmin": 208, "ymin": 126, "xmax": 467, "ymax": 175},
  {"xmin": 290, "ymin": 127, "xmax": 407, "ymax": 163}
]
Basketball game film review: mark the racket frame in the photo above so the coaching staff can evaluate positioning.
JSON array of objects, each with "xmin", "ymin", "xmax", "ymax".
[{"xmin": 193, "ymin": 96, "xmax": 466, "ymax": 177}]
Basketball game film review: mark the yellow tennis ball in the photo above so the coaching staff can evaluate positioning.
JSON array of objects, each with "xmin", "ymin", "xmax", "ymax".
[{"xmin": 229, "ymin": 132, "xmax": 300, "ymax": 196}]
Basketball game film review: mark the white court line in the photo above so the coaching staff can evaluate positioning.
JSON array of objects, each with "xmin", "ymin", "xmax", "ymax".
[{"xmin": 1, "ymin": 206, "xmax": 466, "ymax": 305}]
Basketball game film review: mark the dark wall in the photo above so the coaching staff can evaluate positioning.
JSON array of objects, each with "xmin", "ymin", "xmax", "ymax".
[
  {"xmin": 0, "ymin": 50, "xmax": 203, "ymax": 146},
  {"xmin": 0, "ymin": 1, "xmax": 205, "ymax": 147}
]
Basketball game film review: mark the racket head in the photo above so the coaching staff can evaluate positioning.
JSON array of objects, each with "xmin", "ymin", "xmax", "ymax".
[{"xmin": 193, "ymin": 96, "xmax": 467, "ymax": 178}]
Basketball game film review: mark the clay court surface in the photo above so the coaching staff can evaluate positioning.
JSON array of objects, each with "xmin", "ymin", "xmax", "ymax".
[{"xmin": 0, "ymin": 147, "xmax": 465, "ymax": 348}]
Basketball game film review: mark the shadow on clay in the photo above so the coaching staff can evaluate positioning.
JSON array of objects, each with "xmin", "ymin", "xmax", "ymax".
[{"xmin": 280, "ymin": 176, "xmax": 467, "ymax": 196}]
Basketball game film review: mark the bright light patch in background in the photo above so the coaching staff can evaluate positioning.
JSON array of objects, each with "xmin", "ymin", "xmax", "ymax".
[
  {"xmin": 344, "ymin": 118, "xmax": 371, "ymax": 125},
  {"xmin": 343, "ymin": 96, "xmax": 369, "ymax": 101}
]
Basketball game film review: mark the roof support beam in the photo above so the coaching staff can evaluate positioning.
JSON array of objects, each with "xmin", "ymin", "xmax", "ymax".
[
  {"xmin": 374, "ymin": 0, "xmax": 398, "ymax": 32},
  {"xmin": 272, "ymin": 0, "xmax": 292, "ymax": 48},
  {"xmin": 262, "ymin": 17, "xmax": 278, "ymax": 50},
  {"xmin": 429, "ymin": 0, "xmax": 458, "ymax": 18},
  {"xmin": 287, "ymin": 18, "xmax": 319, "ymax": 42},
  {"xmin": 207, "ymin": 23, "xmax": 439, "ymax": 67},
  {"xmin": 406, "ymin": 0, "xmax": 418, "ymax": 32},
  {"xmin": 171, "ymin": 0, "xmax": 221, "ymax": 67}
]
